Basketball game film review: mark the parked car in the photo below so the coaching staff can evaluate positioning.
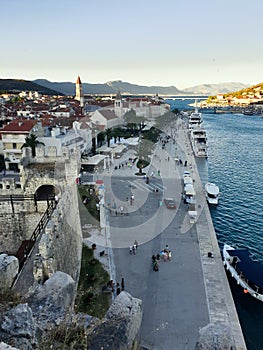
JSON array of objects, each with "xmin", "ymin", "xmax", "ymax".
[{"xmin": 163, "ymin": 198, "xmax": 176, "ymax": 209}]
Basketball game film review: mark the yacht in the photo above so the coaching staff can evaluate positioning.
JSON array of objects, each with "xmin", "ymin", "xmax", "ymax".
[
  {"xmin": 191, "ymin": 128, "xmax": 208, "ymax": 158},
  {"xmin": 205, "ymin": 182, "xmax": 219, "ymax": 204},
  {"xmin": 188, "ymin": 109, "xmax": 202, "ymax": 130},
  {"xmin": 223, "ymin": 244, "xmax": 263, "ymax": 302}
]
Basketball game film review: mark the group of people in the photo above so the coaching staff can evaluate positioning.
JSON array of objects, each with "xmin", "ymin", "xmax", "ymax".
[
  {"xmin": 129, "ymin": 240, "xmax": 138, "ymax": 255},
  {"xmin": 152, "ymin": 245, "xmax": 172, "ymax": 270}
]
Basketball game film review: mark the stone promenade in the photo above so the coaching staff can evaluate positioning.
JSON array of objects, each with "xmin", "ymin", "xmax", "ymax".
[{"xmin": 92, "ymin": 118, "xmax": 247, "ymax": 349}]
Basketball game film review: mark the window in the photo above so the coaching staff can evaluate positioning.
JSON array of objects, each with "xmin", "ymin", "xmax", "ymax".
[{"xmin": 13, "ymin": 143, "xmax": 17, "ymax": 149}]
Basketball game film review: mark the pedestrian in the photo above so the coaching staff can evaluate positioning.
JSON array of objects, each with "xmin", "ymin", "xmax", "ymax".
[
  {"xmin": 132, "ymin": 244, "xmax": 136, "ymax": 255},
  {"xmin": 155, "ymin": 188, "xmax": 159, "ymax": 196},
  {"xmin": 134, "ymin": 240, "xmax": 138, "ymax": 249},
  {"xmin": 129, "ymin": 246, "xmax": 133, "ymax": 255}
]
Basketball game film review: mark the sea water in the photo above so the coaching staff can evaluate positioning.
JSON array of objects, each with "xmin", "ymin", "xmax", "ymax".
[{"xmin": 167, "ymin": 99, "xmax": 263, "ymax": 350}]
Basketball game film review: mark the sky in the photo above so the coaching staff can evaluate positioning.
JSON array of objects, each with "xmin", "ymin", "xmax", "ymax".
[{"xmin": 1, "ymin": 0, "xmax": 262, "ymax": 89}]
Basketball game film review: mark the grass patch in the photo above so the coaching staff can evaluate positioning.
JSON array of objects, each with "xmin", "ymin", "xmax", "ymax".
[
  {"xmin": 78, "ymin": 185, "xmax": 100, "ymax": 223},
  {"xmin": 75, "ymin": 245, "xmax": 111, "ymax": 318},
  {"xmin": 39, "ymin": 318, "xmax": 87, "ymax": 350}
]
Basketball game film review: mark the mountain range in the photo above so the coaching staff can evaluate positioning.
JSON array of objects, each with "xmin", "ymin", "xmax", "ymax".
[
  {"xmin": 0, "ymin": 78, "xmax": 251, "ymax": 96},
  {"xmin": 34, "ymin": 79, "xmax": 249, "ymax": 96}
]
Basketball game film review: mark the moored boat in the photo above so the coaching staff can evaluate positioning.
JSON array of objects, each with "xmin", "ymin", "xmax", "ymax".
[
  {"xmin": 223, "ymin": 244, "xmax": 263, "ymax": 302},
  {"xmin": 205, "ymin": 182, "xmax": 219, "ymax": 204},
  {"xmin": 191, "ymin": 128, "xmax": 208, "ymax": 158}
]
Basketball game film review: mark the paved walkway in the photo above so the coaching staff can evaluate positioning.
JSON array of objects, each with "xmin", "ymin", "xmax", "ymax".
[{"xmin": 95, "ymin": 119, "xmax": 247, "ymax": 349}]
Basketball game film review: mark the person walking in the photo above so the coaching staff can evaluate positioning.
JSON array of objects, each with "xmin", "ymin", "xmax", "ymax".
[{"xmin": 132, "ymin": 244, "xmax": 137, "ymax": 255}]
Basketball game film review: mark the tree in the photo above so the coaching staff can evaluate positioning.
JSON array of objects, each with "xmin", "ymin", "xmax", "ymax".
[
  {"xmin": 97, "ymin": 132, "xmax": 105, "ymax": 147},
  {"xmin": 111, "ymin": 127, "xmax": 123, "ymax": 143},
  {"xmin": 105, "ymin": 128, "xmax": 112, "ymax": 147},
  {"xmin": 21, "ymin": 133, "xmax": 44, "ymax": 157}
]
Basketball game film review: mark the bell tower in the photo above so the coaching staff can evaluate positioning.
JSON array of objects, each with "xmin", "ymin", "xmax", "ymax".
[
  {"xmin": 114, "ymin": 90, "xmax": 123, "ymax": 118},
  {"xmin": 75, "ymin": 76, "xmax": 83, "ymax": 102}
]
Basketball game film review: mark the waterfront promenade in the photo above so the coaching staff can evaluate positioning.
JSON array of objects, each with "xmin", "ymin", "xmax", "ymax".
[{"xmin": 94, "ymin": 117, "xmax": 247, "ymax": 349}]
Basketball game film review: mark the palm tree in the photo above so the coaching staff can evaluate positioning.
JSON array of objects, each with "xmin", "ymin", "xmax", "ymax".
[
  {"xmin": 21, "ymin": 134, "xmax": 44, "ymax": 157},
  {"xmin": 105, "ymin": 128, "xmax": 112, "ymax": 147},
  {"xmin": 97, "ymin": 131, "xmax": 105, "ymax": 147}
]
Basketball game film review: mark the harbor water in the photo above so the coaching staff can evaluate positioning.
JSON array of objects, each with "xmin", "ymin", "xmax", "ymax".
[{"xmin": 167, "ymin": 98, "xmax": 263, "ymax": 350}]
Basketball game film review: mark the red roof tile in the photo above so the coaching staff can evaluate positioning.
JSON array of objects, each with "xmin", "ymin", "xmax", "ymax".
[{"xmin": 0, "ymin": 119, "xmax": 37, "ymax": 133}]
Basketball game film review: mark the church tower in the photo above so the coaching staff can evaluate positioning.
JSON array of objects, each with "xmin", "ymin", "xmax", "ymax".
[
  {"xmin": 75, "ymin": 75, "xmax": 83, "ymax": 101},
  {"xmin": 114, "ymin": 90, "xmax": 123, "ymax": 118},
  {"xmin": 75, "ymin": 75, "xmax": 84, "ymax": 111}
]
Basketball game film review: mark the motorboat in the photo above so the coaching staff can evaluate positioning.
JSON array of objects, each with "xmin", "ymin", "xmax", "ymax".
[
  {"xmin": 205, "ymin": 182, "xmax": 219, "ymax": 204},
  {"xmin": 223, "ymin": 244, "xmax": 263, "ymax": 302},
  {"xmin": 191, "ymin": 128, "xmax": 208, "ymax": 158}
]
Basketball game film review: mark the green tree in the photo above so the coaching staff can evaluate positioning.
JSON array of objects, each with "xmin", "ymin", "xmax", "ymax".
[
  {"xmin": 111, "ymin": 127, "xmax": 123, "ymax": 143},
  {"xmin": 97, "ymin": 131, "xmax": 105, "ymax": 147},
  {"xmin": 105, "ymin": 128, "xmax": 112, "ymax": 147},
  {"xmin": 21, "ymin": 133, "xmax": 44, "ymax": 157}
]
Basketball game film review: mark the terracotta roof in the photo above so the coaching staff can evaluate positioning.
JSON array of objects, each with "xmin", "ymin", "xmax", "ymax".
[
  {"xmin": 0, "ymin": 119, "xmax": 37, "ymax": 133},
  {"xmin": 98, "ymin": 110, "xmax": 118, "ymax": 120}
]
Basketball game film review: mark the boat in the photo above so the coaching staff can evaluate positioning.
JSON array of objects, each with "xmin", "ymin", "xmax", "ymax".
[
  {"xmin": 190, "ymin": 128, "xmax": 208, "ymax": 158},
  {"xmin": 188, "ymin": 108, "xmax": 202, "ymax": 130},
  {"xmin": 223, "ymin": 244, "xmax": 263, "ymax": 302},
  {"xmin": 205, "ymin": 182, "xmax": 219, "ymax": 204}
]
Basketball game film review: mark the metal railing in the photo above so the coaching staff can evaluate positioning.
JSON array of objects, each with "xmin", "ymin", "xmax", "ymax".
[{"xmin": 15, "ymin": 198, "xmax": 56, "ymax": 271}]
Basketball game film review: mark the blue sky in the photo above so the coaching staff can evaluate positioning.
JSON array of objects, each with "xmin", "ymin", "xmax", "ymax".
[{"xmin": 1, "ymin": 0, "xmax": 262, "ymax": 89}]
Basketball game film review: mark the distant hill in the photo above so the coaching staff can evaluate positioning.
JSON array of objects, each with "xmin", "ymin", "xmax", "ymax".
[
  {"xmin": 34, "ymin": 79, "xmax": 251, "ymax": 96},
  {"xmin": 34, "ymin": 79, "xmax": 185, "ymax": 96},
  {"xmin": 0, "ymin": 79, "xmax": 63, "ymax": 96},
  {"xmin": 183, "ymin": 82, "xmax": 250, "ymax": 95},
  {"xmin": 0, "ymin": 78, "xmax": 253, "ymax": 97}
]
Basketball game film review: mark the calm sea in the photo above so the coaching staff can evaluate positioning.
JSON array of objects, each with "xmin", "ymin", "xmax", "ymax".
[{"xmin": 167, "ymin": 98, "xmax": 263, "ymax": 350}]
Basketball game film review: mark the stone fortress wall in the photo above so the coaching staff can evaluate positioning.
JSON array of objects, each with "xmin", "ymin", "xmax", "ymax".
[{"xmin": 0, "ymin": 145, "xmax": 83, "ymax": 287}]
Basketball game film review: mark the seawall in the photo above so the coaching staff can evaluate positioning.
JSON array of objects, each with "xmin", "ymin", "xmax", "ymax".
[{"xmin": 177, "ymin": 122, "xmax": 247, "ymax": 349}]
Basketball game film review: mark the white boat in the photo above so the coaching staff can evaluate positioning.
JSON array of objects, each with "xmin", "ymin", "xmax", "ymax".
[
  {"xmin": 188, "ymin": 109, "xmax": 202, "ymax": 130},
  {"xmin": 191, "ymin": 128, "xmax": 208, "ymax": 158},
  {"xmin": 223, "ymin": 244, "xmax": 263, "ymax": 302},
  {"xmin": 205, "ymin": 182, "xmax": 219, "ymax": 204}
]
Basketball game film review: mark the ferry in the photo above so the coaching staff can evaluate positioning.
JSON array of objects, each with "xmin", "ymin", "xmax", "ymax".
[{"xmin": 223, "ymin": 244, "xmax": 263, "ymax": 302}]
